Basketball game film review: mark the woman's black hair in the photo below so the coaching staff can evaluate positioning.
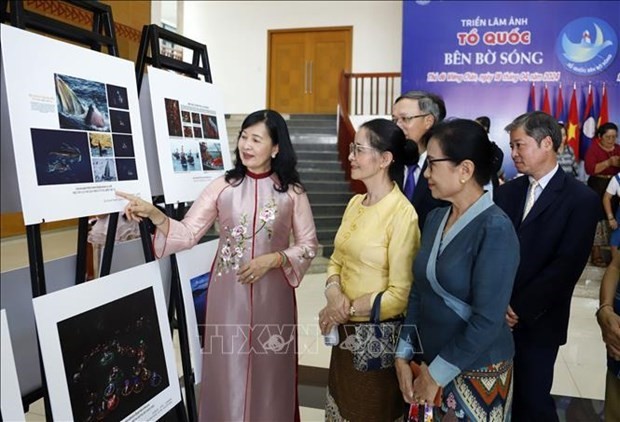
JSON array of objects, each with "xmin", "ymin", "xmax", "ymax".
[
  {"xmin": 225, "ymin": 109, "xmax": 303, "ymax": 193},
  {"xmin": 428, "ymin": 118, "xmax": 503, "ymax": 187},
  {"xmin": 359, "ymin": 119, "xmax": 418, "ymax": 189},
  {"xmin": 597, "ymin": 122, "xmax": 618, "ymax": 138}
]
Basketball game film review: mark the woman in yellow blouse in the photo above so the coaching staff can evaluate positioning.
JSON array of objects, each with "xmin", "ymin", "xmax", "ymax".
[{"xmin": 318, "ymin": 119, "xmax": 421, "ymax": 421}]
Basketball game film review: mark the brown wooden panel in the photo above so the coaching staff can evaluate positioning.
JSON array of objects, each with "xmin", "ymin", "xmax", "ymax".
[
  {"xmin": 269, "ymin": 32, "xmax": 307, "ymax": 113},
  {"xmin": 1, "ymin": 212, "xmax": 77, "ymax": 238},
  {"xmin": 268, "ymin": 27, "xmax": 352, "ymax": 114}
]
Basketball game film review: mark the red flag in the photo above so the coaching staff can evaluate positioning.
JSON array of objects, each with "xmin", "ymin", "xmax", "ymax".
[
  {"xmin": 566, "ymin": 84, "xmax": 580, "ymax": 160},
  {"xmin": 598, "ymin": 84, "xmax": 609, "ymax": 127},
  {"xmin": 527, "ymin": 83, "xmax": 536, "ymax": 112},
  {"xmin": 555, "ymin": 84, "xmax": 564, "ymax": 121},
  {"xmin": 542, "ymin": 84, "xmax": 551, "ymax": 115},
  {"xmin": 580, "ymin": 85, "xmax": 596, "ymax": 158}
]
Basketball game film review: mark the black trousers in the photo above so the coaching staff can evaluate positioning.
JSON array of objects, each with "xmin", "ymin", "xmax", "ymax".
[{"xmin": 512, "ymin": 337, "xmax": 560, "ymax": 421}]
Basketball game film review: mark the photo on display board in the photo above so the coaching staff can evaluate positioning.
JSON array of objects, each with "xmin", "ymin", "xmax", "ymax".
[
  {"xmin": 183, "ymin": 126, "xmax": 194, "ymax": 138},
  {"xmin": 1, "ymin": 310, "xmax": 25, "ymax": 422},
  {"xmin": 201, "ymin": 114, "xmax": 219, "ymax": 139},
  {"xmin": 106, "ymin": 84, "xmax": 129, "ymax": 110},
  {"xmin": 115, "ymin": 158, "xmax": 138, "ymax": 181},
  {"xmin": 92, "ymin": 158, "xmax": 118, "ymax": 183},
  {"xmin": 171, "ymin": 139, "xmax": 202, "ymax": 173},
  {"xmin": 57, "ymin": 287, "xmax": 170, "ymax": 422},
  {"xmin": 112, "ymin": 134, "xmax": 135, "ymax": 158},
  {"xmin": 32, "ymin": 262, "xmax": 180, "ymax": 421},
  {"xmin": 89, "ymin": 133, "xmax": 114, "ymax": 158},
  {"xmin": 189, "ymin": 272, "xmax": 211, "ymax": 346},
  {"xmin": 200, "ymin": 141, "xmax": 224, "ymax": 170},
  {"xmin": 175, "ymin": 240, "xmax": 218, "ymax": 383},
  {"xmin": 193, "ymin": 126, "xmax": 203, "ymax": 139},
  {"xmin": 181, "ymin": 110, "xmax": 191, "ymax": 124},
  {"xmin": 31, "ymin": 128, "xmax": 93, "ymax": 185},
  {"xmin": 191, "ymin": 112, "xmax": 200, "ymax": 124},
  {"xmin": 55, "ymin": 73, "xmax": 110, "ymax": 132},
  {"xmin": 109, "ymin": 110, "xmax": 132, "ymax": 134},
  {"xmin": 164, "ymin": 98, "xmax": 182, "ymax": 137}
]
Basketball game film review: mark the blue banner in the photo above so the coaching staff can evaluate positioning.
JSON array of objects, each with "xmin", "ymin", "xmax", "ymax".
[{"xmin": 402, "ymin": 1, "xmax": 619, "ymax": 178}]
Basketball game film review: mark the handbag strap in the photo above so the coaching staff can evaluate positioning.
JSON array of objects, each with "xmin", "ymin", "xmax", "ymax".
[{"xmin": 370, "ymin": 292, "xmax": 384, "ymax": 324}]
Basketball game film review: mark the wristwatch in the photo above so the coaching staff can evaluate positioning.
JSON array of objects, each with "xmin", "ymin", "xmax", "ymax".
[{"xmin": 349, "ymin": 304, "xmax": 356, "ymax": 317}]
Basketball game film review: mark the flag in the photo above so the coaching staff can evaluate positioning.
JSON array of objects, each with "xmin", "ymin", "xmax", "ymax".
[
  {"xmin": 527, "ymin": 83, "xmax": 536, "ymax": 112},
  {"xmin": 598, "ymin": 83, "xmax": 609, "ymax": 127},
  {"xmin": 580, "ymin": 84, "xmax": 596, "ymax": 159},
  {"xmin": 566, "ymin": 84, "xmax": 580, "ymax": 160},
  {"xmin": 542, "ymin": 84, "xmax": 551, "ymax": 115},
  {"xmin": 555, "ymin": 84, "xmax": 565, "ymax": 122}
]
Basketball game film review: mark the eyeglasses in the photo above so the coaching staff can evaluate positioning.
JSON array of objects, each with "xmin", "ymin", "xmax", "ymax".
[
  {"xmin": 391, "ymin": 114, "xmax": 430, "ymax": 125},
  {"xmin": 349, "ymin": 142, "xmax": 376, "ymax": 157},
  {"xmin": 425, "ymin": 157, "xmax": 454, "ymax": 170}
]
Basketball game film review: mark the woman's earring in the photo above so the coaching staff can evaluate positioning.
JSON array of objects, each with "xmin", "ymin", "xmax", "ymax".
[
  {"xmin": 460, "ymin": 179, "xmax": 466, "ymax": 184},
  {"xmin": 271, "ymin": 153, "xmax": 277, "ymax": 159}
]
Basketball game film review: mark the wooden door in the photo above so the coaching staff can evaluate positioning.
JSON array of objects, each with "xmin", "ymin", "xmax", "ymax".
[{"xmin": 268, "ymin": 27, "xmax": 352, "ymax": 114}]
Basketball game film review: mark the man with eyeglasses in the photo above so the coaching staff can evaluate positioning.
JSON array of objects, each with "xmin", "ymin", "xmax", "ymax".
[{"xmin": 392, "ymin": 91, "xmax": 447, "ymax": 231}]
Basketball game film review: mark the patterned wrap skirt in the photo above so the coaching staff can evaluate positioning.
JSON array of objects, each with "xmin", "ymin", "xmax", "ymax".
[
  {"xmin": 434, "ymin": 360, "xmax": 513, "ymax": 422},
  {"xmin": 325, "ymin": 325, "xmax": 405, "ymax": 422}
]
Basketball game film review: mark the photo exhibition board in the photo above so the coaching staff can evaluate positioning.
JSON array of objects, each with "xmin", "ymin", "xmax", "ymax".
[
  {"xmin": 0, "ymin": 24, "xmax": 152, "ymax": 225},
  {"xmin": 32, "ymin": 261, "xmax": 180, "ymax": 422},
  {"xmin": 140, "ymin": 66, "xmax": 232, "ymax": 204},
  {"xmin": 174, "ymin": 240, "xmax": 218, "ymax": 383},
  {"xmin": 1, "ymin": 310, "xmax": 25, "ymax": 422}
]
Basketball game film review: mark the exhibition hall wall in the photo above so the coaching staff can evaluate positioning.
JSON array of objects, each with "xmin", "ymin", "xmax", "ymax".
[{"xmin": 181, "ymin": 0, "xmax": 402, "ymax": 114}]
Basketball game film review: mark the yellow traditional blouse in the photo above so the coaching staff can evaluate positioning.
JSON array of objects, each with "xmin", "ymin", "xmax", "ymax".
[{"xmin": 327, "ymin": 183, "xmax": 421, "ymax": 321}]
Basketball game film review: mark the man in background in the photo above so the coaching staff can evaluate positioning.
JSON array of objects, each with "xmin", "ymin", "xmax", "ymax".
[
  {"xmin": 495, "ymin": 111, "xmax": 599, "ymax": 421},
  {"xmin": 392, "ymin": 91, "xmax": 447, "ymax": 230}
]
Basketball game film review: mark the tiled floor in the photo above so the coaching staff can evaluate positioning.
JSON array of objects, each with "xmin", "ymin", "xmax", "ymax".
[{"xmin": 2, "ymin": 228, "xmax": 609, "ymax": 421}]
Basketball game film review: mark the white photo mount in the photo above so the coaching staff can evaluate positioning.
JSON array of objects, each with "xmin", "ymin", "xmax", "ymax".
[
  {"xmin": 1, "ymin": 309, "xmax": 25, "ymax": 422},
  {"xmin": 140, "ymin": 66, "xmax": 232, "ymax": 204},
  {"xmin": 0, "ymin": 24, "xmax": 152, "ymax": 224},
  {"xmin": 32, "ymin": 261, "xmax": 181, "ymax": 422},
  {"xmin": 175, "ymin": 240, "xmax": 218, "ymax": 383}
]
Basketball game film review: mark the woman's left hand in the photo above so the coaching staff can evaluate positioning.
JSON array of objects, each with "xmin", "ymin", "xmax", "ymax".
[
  {"xmin": 411, "ymin": 362, "xmax": 440, "ymax": 405},
  {"xmin": 237, "ymin": 254, "xmax": 275, "ymax": 284}
]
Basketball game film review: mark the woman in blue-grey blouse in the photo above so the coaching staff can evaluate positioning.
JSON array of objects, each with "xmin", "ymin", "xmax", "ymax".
[{"xmin": 395, "ymin": 119, "xmax": 520, "ymax": 421}]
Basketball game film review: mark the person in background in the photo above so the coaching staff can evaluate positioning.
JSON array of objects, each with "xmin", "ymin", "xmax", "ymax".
[
  {"xmin": 596, "ymin": 251, "xmax": 620, "ymax": 422},
  {"xmin": 475, "ymin": 115, "xmax": 504, "ymax": 191},
  {"xmin": 556, "ymin": 122, "xmax": 579, "ymax": 177},
  {"xmin": 392, "ymin": 91, "xmax": 448, "ymax": 231},
  {"xmin": 395, "ymin": 119, "xmax": 519, "ymax": 421},
  {"xmin": 585, "ymin": 122, "xmax": 620, "ymax": 267},
  {"xmin": 118, "ymin": 109, "xmax": 318, "ymax": 422},
  {"xmin": 604, "ymin": 173, "xmax": 620, "ymax": 262},
  {"xmin": 495, "ymin": 111, "xmax": 599, "ymax": 421},
  {"xmin": 319, "ymin": 118, "xmax": 421, "ymax": 422}
]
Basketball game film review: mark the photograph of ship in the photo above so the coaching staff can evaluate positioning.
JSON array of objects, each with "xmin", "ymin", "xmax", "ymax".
[
  {"xmin": 199, "ymin": 141, "xmax": 224, "ymax": 170},
  {"xmin": 31, "ymin": 128, "xmax": 93, "ymax": 185},
  {"xmin": 183, "ymin": 126, "xmax": 193, "ymax": 138},
  {"xmin": 92, "ymin": 158, "xmax": 118, "ymax": 182},
  {"xmin": 112, "ymin": 134, "xmax": 135, "ymax": 158},
  {"xmin": 201, "ymin": 114, "xmax": 219, "ymax": 139},
  {"xmin": 55, "ymin": 73, "xmax": 110, "ymax": 132},
  {"xmin": 171, "ymin": 139, "xmax": 202, "ymax": 173},
  {"xmin": 115, "ymin": 158, "xmax": 138, "ymax": 181},
  {"xmin": 164, "ymin": 98, "xmax": 182, "ymax": 137},
  {"xmin": 57, "ymin": 287, "xmax": 169, "ymax": 422},
  {"xmin": 109, "ymin": 110, "xmax": 132, "ymax": 134},
  {"xmin": 106, "ymin": 84, "xmax": 128, "ymax": 110},
  {"xmin": 89, "ymin": 133, "xmax": 114, "ymax": 157}
]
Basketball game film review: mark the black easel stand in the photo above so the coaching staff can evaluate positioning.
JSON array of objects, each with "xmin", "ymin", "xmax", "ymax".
[
  {"xmin": 0, "ymin": 0, "xmax": 151, "ymax": 417},
  {"xmin": 134, "ymin": 24, "xmax": 215, "ymax": 422}
]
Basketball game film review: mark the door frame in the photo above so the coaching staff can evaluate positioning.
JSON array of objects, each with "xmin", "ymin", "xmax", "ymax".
[{"xmin": 266, "ymin": 26, "xmax": 353, "ymax": 111}]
